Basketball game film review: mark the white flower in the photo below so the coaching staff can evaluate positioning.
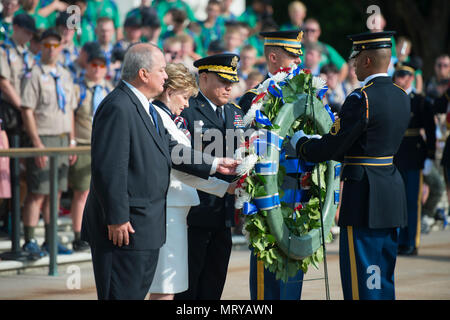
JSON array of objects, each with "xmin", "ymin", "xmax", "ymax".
[
  {"xmin": 312, "ymin": 76, "xmax": 327, "ymax": 91},
  {"xmin": 243, "ymin": 101, "xmax": 263, "ymax": 127},
  {"xmin": 271, "ymin": 71, "xmax": 288, "ymax": 84},
  {"xmin": 257, "ymin": 78, "xmax": 271, "ymax": 94},
  {"xmin": 235, "ymin": 189, "xmax": 252, "ymax": 209},
  {"xmin": 234, "ymin": 147, "xmax": 247, "ymax": 160},
  {"xmin": 236, "ymin": 154, "xmax": 258, "ymax": 176}
]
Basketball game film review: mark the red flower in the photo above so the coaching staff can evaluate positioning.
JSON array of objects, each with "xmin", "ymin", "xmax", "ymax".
[
  {"xmin": 300, "ymin": 172, "xmax": 312, "ymax": 189},
  {"xmin": 303, "ymin": 68, "xmax": 311, "ymax": 74},
  {"xmin": 236, "ymin": 174, "xmax": 248, "ymax": 189},
  {"xmin": 294, "ymin": 204, "xmax": 303, "ymax": 212},
  {"xmin": 253, "ymin": 92, "xmax": 266, "ymax": 103},
  {"xmin": 275, "ymin": 67, "xmax": 291, "ymax": 74}
]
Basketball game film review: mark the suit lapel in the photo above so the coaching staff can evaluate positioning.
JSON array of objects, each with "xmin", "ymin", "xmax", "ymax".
[
  {"xmin": 224, "ymin": 104, "xmax": 237, "ymax": 130},
  {"xmin": 195, "ymin": 92, "xmax": 224, "ymax": 129},
  {"xmin": 118, "ymin": 82, "xmax": 170, "ymax": 160}
]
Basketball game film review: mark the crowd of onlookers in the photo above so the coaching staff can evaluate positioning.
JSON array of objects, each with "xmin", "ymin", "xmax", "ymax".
[{"xmin": 0, "ymin": 0, "xmax": 449, "ymax": 259}]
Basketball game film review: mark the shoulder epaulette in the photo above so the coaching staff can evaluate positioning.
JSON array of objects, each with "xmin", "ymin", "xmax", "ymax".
[
  {"xmin": 393, "ymin": 83, "xmax": 407, "ymax": 94},
  {"xmin": 231, "ymin": 102, "xmax": 241, "ymax": 109},
  {"xmin": 247, "ymin": 89, "xmax": 258, "ymax": 95},
  {"xmin": 360, "ymin": 82, "xmax": 374, "ymax": 92}
]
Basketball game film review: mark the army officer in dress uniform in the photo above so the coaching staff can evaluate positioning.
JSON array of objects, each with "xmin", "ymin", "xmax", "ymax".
[
  {"xmin": 290, "ymin": 31, "xmax": 410, "ymax": 300},
  {"xmin": 238, "ymin": 30, "xmax": 302, "ymax": 114},
  {"xmin": 174, "ymin": 53, "xmax": 245, "ymax": 300},
  {"xmin": 393, "ymin": 60, "xmax": 436, "ymax": 256}
]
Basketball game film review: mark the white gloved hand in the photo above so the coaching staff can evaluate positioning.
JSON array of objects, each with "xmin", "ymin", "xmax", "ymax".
[
  {"xmin": 290, "ymin": 130, "xmax": 308, "ymax": 149},
  {"xmin": 310, "ymin": 134, "xmax": 322, "ymax": 140},
  {"xmin": 423, "ymin": 158, "xmax": 433, "ymax": 176}
]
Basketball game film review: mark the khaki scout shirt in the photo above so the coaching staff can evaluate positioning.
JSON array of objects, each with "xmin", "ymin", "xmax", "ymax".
[
  {"xmin": 57, "ymin": 42, "xmax": 79, "ymax": 67},
  {"xmin": 74, "ymin": 79, "xmax": 113, "ymax": 144},
  {"xmin": 21, "ymin": 62, "xmax": 77, "ymax": 136},
  {"xmin": 0, "ymin": 39, "xmax": 33, "ymax": 103}
]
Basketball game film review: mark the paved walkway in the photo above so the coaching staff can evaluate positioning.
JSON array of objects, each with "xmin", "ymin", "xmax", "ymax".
[{"xmin": 0, "ymin": 229, "xmax": 449, "ymax": 300}]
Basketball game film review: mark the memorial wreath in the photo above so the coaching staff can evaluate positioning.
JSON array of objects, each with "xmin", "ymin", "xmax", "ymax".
[{"xmin": 234, "ymin": 64, "xmax": 341, "ymax": 281}]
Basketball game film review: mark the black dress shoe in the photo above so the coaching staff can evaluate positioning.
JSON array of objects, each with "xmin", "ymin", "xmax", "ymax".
[
  {"xmin": 72, "ymin": 239, "xmax": 90, "ymax": 252},
  {"xmin": 398, "ymin": 246, "xmax": 418, "ymax": 256}
]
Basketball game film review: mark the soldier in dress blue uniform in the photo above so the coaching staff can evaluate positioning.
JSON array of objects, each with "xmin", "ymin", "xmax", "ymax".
[
  {"xmin": 291, "ymin": 31, "xmax": 410, "ymax": 300},
  {"xmin": 238, "ymin": 30, "xmax": 302, "ymax": 114},
  {"xmin": 239, "ymin": 30, "xmax": 305, "ymax": 300},
  {"xmin": 393, "ymin": 61, "xmax": 436, "ymax": 256},
  {"xmin": 173, "ymin": 53, "xmax": 245, "ymax": 300}
]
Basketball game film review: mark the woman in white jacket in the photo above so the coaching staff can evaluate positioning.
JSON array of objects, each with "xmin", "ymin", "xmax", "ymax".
[{"xmin": 149, "ymin": 63, "xmax": 234, "ymax": 300}]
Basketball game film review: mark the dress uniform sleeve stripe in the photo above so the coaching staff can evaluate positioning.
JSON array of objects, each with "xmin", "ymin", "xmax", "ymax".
[
  {"xmin": 361, "ymin": 90, "xmax": 369, "ymax": 121},
  {"xmin": 347, "ymin": 226, "xmax": 360, "ymax": 300},
  {"xmin": 393, "ymin": 83, "xmax": 407, "ymax": 94},
  {"xmin": 415, "ymin": 172, "xmax": 423, "ymax": 248}
]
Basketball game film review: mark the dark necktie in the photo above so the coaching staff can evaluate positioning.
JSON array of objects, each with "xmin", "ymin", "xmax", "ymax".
[
  {"xmin": 216, "ymin": 105, "xmax": 224, "ymax": 127},
  {"xmin": 149, "ymin": 102, "xmax": 160, "ymax": 134}
]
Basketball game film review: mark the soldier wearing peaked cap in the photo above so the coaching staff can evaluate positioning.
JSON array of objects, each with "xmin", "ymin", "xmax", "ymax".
[
  {"xmin": 174, "ymin": 53, "xmax": 245, "ymax": 300},
  {"xmin": 239, "ymin": 29, "xmax": 306, "ymax": 301},
  {"xmin": 291, "ymin": 31, "xmax": 410, "ymax": 300},
  {"xmin": 238, "ymin": 30, "xmax": 303, "ymax": 114},
  {"xmin": 393, "ymin": 60, "xmax": 436, "ymax": 256}
]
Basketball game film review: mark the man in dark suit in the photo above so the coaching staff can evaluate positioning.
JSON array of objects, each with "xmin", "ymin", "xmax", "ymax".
[
  {"xmin": 393, "ymin": 60, "xmax": 436, "ymax": 256},
  {"xmin": 174, "ymin": 54, "xmax": 245, "ymax": 300},
  {"xmin": 81, "ymin": 43, "xmax": 237, "ymax": 300},
  {"xmin": 291, "ymin": 32, "xmax": 410, "ymax": 299}
]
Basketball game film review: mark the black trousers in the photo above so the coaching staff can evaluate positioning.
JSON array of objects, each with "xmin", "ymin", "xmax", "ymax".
[
  {"xmin": 90, "ymin": 245, "xmax": 159, "ymax": 300},
  {"xmin": 174, "ymin": 226, "xmax": 232, "ymax": 300}
]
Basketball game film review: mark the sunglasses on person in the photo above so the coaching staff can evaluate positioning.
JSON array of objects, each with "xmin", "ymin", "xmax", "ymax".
[
  {"xmin": 43, "ymin": 43, "xmax": 60, "ymax": 49},
  {"xmin": 90, "ymin": 62, "xmax": 106, "ymax": 69}
]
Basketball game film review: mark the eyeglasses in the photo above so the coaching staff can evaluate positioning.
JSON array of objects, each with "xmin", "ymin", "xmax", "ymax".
[
  {"xmin": 90, "ymin": 63, "xmax": 106, "ymax": 69},
  {"xmin": 304, "ymin": 28, "xmax": 318, "ymax": 33},
  {"xmin": 437, "ymin": 63, "xmax": 450, "ymax": 68},
  {"xmin": 43, "ymin": 43, "xmax": 60, "ymax": 49}
]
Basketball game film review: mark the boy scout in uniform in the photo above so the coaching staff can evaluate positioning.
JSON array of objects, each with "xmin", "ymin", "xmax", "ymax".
[
  {"xmin": 0, "ymin": 0, "xmax": 20, "ymax": 42},
  {"xmin": 55, "ymin": 12, "xmax": 79, "ymax": 70},
  {"xmin": 20, "ymin": 29, "xmax": 77, "ymax": 259},
  {"xmin": 291, "ymin": 31, "xmax": 410, "ymax": 300},
  {"xmin": 69, "ymin": 50, "xmax": 112, "ymax": 252},
  {"xmin": 393, "ymin": 61, "xmax": 436, "ymax": 256},
  {"xmin": 0, "ymin": 13, "xmax": 35, "ymax": 140}
]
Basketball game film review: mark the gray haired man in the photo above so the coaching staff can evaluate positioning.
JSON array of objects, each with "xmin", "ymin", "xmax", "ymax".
[{"xmin": 81, "ymin": 43, "xmax": 238, "ymax": 300}]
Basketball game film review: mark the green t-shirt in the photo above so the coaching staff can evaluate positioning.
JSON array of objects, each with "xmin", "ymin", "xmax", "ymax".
[
  {"xmin": 37, "ymin": 0, "xmax": 58, "ymax": 29},
  {"xmin": 0, "ymin": 14, "xmax": 13, "ymax": 41},
  {"xmin": 237, "ymin": 7, "xmax": 258, "ymax": 29},
  {"xmin": 155, "ymin": 0, "xmax": 196, "ymax": 23},
  {"xmin": 85, "ymin": 0, "xmax": 121, "ymax": 29},
  {"xmin": 74, "ymin": 19, "xmax": 96, "ymax": 47},
  {"xmin": 14, "ymin": 8, "xmax": 49, "ymax": 30},
  {"xmin": 198, "ymin": 20, "xmax": 225, "ymax": 54}
]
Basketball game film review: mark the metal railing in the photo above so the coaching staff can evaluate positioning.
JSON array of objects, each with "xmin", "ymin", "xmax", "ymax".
[{"xmin": 0, "ymin": 141, "xmax": 91, "ymax": 276}]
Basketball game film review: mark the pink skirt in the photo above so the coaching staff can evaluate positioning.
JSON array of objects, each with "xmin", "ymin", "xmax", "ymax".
[{"xmin": 0, "ymin": 130, "xmax": 11, "ymax": 199}]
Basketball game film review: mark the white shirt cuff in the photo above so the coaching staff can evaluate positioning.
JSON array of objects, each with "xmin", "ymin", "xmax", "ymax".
[{"xmin": 210, "ymin": 158, "xmax": 218, "ymax": 175}]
